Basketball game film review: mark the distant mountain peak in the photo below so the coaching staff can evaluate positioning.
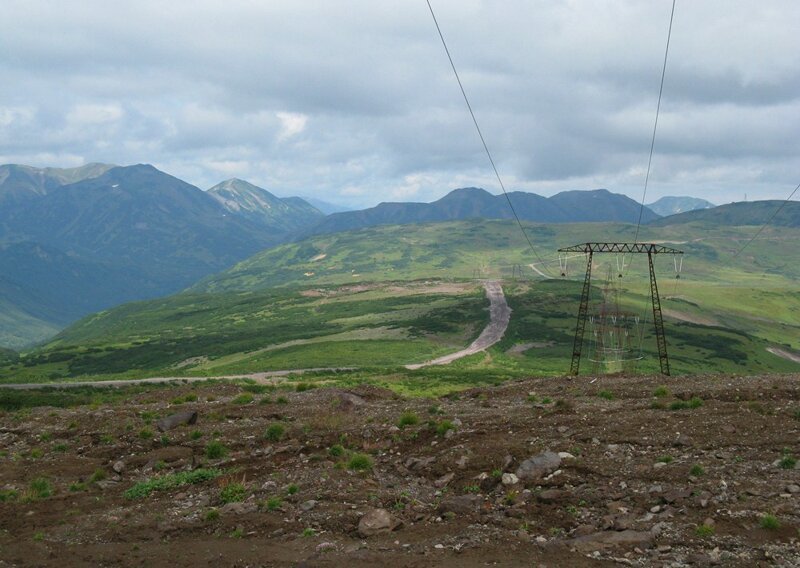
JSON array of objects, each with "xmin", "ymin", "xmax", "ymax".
[{"xmin": 647, "ymin": 196, "xmax": 715, "ymax": 217}]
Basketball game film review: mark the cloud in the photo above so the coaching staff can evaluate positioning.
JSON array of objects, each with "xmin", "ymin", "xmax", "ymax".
[{"xmin": 0, "ymin": 0, "xmax": 799, "ymax": 206}]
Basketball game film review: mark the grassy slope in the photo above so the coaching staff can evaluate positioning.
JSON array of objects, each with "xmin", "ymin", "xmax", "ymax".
[{"xmin": 1, "ymin": 219, "xmax": 798, "ymax": 386}]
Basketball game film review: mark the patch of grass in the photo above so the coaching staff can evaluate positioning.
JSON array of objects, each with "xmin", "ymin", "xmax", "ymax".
[
  {"xmin": 29, "ymin": 448, "xmax": 43, "ymax": 459},
  {"xmin": 295, "ymin": 382, "xmax": 314, "ymax": 392},
  {"xmin": 302, "ymin": 527, "xmax": 316, "ymax": 537},
  {"xmin": 695, "ymin": 523, "xmax": 715, "ymax": 538},
  {"xmin": 398, "ymin": 411, "xmax": 419, "ymax": 429},
  {"xmin": 287, "ymin": 483, "xmax": 299, "ymax": 495},
  {"xmin": 90, "ymin": 469, "xmax": 107, "ymax": 483},
  {"xmin": 653, "ymin": 386, "xmax": 669, "ymax": 398},
  {"xmin": 553, "ymin": 399, "xmax": 573, "ymax": 413},
  {"xmin": 232, "ymin": 393, "xmax": 254, "ymax": 405},
  {"xmin": 230, "ymin": 527, "xmax": 244, "ymax": 538},
  {"xmin": 204, "ymin": 508, "xmax": 220, "ymax": 522},
  {"xmin": 205, "ymin": 441, "xmax": 228, "ymax": 460},
  {"xmin": 759, "ymin": 514, "xmax": 780, "ymax": 529},
  {"xmin": 0, "ymin": 489, "xmax": 19, "ymax": 501},
  {"xmin": 347, "ymin": 453, "xmax": 373, "ymax": 472},
  {"xmin": 24, "ymin": 478, "xmax": 53, "ymax": 501},
  {"xmin": 689, "ymin": 464, "xmax": 705, "ymax": 476},
  {"xmin": 778, "ymin": 454, "xmax": 796, "ymax": 469},
  {"xmin": 657, "ymin": 455, "xmax": 674, "ymax": 464},
  {"xmin": 428, "ymin": 405, "xmax": 443, "ymax": 415},
  {"xmin": 328, "ymin": 444, "xmax": 344, "ymax": 457},
  {"xmin": 266, "ymin": 496, "xmax": 282, "ymax": 511},
  {"xmin": 264, "ymin": 423, "xmax": 286, "ymax": 442},
  {"xmin": 190, "ymin": 430, "xmax": 203, "ymax": 440},
  {"xmin": 69, "ymin": 482, "xmax": 87, "ymax": 492},
  {"xmin": 123, "ymin": 468, "xmax": 222, "ymax": 499},
  {"xmin": 276, "ymin": 396, "xmax": 289, "ymax": 405},
  {"xmin": 53, "ymin": 443, "xmax": 68, "ymax": 452},
  {"xmin": 435, "ymin": 419, "xmax": 455, "ymax": 436},
  {"xmin": 689, "ymin": 396, "xmax": 704, "ymax": 409},
  {"xmin": 33, "ymin": 532, "xmax": 44, "ymax": 542},
  {"xmin": 597, "ymin": 390, "xmax": 614, "ymax": 400},
  {"xmin": 138, "ymin": 428, "xmax": 153, "ymax": 440},
  {"xmin": 220, "ymin": 482, "xmax": 247, "ymax": 503}
]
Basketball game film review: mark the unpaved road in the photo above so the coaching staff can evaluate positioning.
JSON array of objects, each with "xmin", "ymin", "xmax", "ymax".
[{"xmin": 406, "ymin": 280, "xmax": 511, "ymax": 369}]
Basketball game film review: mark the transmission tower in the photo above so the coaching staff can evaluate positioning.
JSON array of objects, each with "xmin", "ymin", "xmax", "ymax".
[{"xmin": 558, "ymin": 242, "xmax": 683, "ymax": 376}]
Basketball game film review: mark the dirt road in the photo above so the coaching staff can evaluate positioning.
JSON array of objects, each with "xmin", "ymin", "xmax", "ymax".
[{"xmin": 406, "ymin": 280, "xmax": 511, "ymax": 369}]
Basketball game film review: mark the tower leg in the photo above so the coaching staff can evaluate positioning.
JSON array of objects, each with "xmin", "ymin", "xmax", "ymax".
[
  {"xmin": 570, "ymin": 252, "xmax": 593, "ymax": 375},
  {"xmin": 648, "ymin": 251, "xmax": 670, "ymax": 375}
]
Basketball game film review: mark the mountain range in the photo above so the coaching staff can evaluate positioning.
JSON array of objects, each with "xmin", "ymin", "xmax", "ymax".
[
  {"xmin": 0, "ymin": 164, "xmax": 322, "ymax": 348},
  {"xmin": 302, "ymin": 187, "xmax": 660, "ymax": 237}
]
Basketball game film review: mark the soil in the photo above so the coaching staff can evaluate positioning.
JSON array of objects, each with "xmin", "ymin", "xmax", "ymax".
[{"xmin": 1, "ymin": 373, "xmax": 798, "ymax": 567}]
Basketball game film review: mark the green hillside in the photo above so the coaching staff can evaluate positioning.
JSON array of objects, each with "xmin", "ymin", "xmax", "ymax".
[{"xmin": 2, "ymin": 218, "xmax": 797, "ymax": 387}]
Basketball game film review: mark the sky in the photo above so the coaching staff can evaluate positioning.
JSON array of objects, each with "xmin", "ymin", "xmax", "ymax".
[{"xmin": 1, "ymin": 0, "xmax": 799, "ymax": 208}]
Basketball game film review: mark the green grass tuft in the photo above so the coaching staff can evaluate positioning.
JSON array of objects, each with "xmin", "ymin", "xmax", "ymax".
[{"xmin": 124, "ymin": 468, "xmax": 222, "ymax": 499}]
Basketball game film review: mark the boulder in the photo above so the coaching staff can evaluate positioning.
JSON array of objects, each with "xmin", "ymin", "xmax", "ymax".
[
  {"xmin": 156, "ymin": 411, "xmax": 198, "ymax": 432},
  {"xmin": 438, "ymin": 494, "xmax": 482, "ymax": 515},
  {"xmin": 515, "ymin": 451, "xmax": 561, "ymax": 481},
  {"xmin": 358, "ymin": 508, "xmax": 401, "ymax": 537}
]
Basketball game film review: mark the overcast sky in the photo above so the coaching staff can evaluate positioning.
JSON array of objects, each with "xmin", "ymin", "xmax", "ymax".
[{"xmin": 1, "ymin": 1, "xmax": 799, "ymax": 207}]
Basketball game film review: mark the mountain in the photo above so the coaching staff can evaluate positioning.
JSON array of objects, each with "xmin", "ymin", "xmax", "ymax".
[
  {"xmin": 301, "ymin": 196, "xmax": 351, "ymax": 215},
  {"xmin": 302, "ymin": 187, "xmax": 660, "ymax": 237},
  {"xmin": 649, "ymin": 200, "xmax": 800, "ymax": 227},
  {"xmin": 647, "ymin": 196, "xmax": 715, "ymax": 216},
  {"xmin": 0, "ymin": 164, "xmax": 317, "ymax": 348},
  {"xmin": 207, "ymin": 179, "xmax": 324, "ymax": 233}
]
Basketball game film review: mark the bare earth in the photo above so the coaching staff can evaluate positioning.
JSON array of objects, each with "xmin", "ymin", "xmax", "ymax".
[
  {"xmin": 1, "ymin": 373, "xmax": 798, "ymax": 566},
  {"xmin": 406, "ymin": 280, "xmax": 511, "ymax": 370},
  {"xmin": 768, "ymin": 347, "xmax": 800, "ymax": 365}
]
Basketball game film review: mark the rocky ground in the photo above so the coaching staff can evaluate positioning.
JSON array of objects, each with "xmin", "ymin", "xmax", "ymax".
[{"xmin": 0, "ymin": 373, "xmax": 798, "ymax": 567}]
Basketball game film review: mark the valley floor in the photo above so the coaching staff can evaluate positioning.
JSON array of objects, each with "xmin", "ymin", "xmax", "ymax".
[{"xmin": 1, "ymin": 373, "xmax": 798, "ymax": 566}]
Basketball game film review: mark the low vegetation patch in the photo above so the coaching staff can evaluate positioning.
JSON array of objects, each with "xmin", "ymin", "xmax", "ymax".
[
  {"xmin": 219, "ymin": 482, "xmax": 247, "ymax": 503},
  {"xmin": 264, "ymin": 423, "xmax": 286, "ymax": 442},
  {"xmin": 397, "ymin": 411, "xmax": 419, "ymax": 429},
  {"xmin": 124, "ymin": 468, "xmax": 222, "ymax": 499},
  {"xmin": 347, "ymin": 453, "xmax": 373, "ymax": 472},
  {"xmin": 205, "ymin": 441, "xmax": 228, "ymax": 459}
]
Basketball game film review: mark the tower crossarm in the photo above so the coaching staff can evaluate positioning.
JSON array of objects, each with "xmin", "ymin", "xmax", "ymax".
[{"xmin": 557, "ymin": 242, "xmax": 683, "ymax": 255}]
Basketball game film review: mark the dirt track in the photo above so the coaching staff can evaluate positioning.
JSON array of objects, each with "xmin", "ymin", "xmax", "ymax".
[
  {"xmin": 1, "ymin": 373, "xmax": 798, "ymax": 566},
  {"xmin": 406, "ymin": 280, "xmax": 510, "ymax": 369}
]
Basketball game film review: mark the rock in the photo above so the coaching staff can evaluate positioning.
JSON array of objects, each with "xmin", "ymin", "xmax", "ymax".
[
  {"xmin": 515, "ymin": 451, "xmax": 561, "ymax": 481},
  {"xmin": 405, "ymin": 456, "xmax": 435, "ymax": 471},
  {"xmin": 786, "ymin": 484, "xmax": 800, "ymax": 494},
  {"xmin": 572, "ymin": 530, "xmax": 654, "ymax": 550},
  {"xmin": 672, "ymin": 433, "xmax": 692, "ymax": 447},
  {"xmin": 300, "ymin": 500, "xmax": 318, "ymax": 511},
  {"xmin": 456, "ymin": 455, "xmax": 469, "ymax": 469},
  {"xmin": 537, "ymin": 489, "xmax": 567, "ymax": 504},
  {"xmin": 501, "ymin": 473, "xmax": 519, "ymax": 486},
  {"xmin": 112, "ymin": 460, "xmax": 125, "ymax": 474},
  {"xmin": 156, "ymin": 411, "xmax": 198, "ymax": 432},
  {"xmin": 439, "ymin": 494, "xmax": 482, "ymax": 515},
  {"xmin": 336, "ymin": 392, "xmax": 366, "ymax": 411},
  {"xmin": 653, "ymin": 462, "xmax": 667, "ymax": 469},
  {"xmin": 501, "ymin": 454, "xmax": 514, "ymax": 471},
  {"xmin": 358, "ymin": 509, "xmax": 401, "ymax": 537},
  {"xmin": 434, "ymin": 472, "xmax": 455, "ymax": 488},
  {"xmin": 220, "ymin": 501, "xmax": 258, "ymax": 515},
  {"xmin": 557, "ymin": 452, "xmax": 575, "ymax": 459}
]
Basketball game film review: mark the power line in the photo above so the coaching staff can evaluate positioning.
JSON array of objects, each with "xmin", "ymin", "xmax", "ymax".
[
  {"xmin": 425, "ymin": 0, "xmax": 552, "ymax": 275},
  {"xmin": 633, "ymin": 0, "xmax": 677, "ymax": 244},
  {"xmin": 732, "ymin": 182, "xmax": 800, "ymax": 257}
]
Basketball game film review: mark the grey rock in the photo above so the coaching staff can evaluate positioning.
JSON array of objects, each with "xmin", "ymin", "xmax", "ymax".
[
  {"xmin": 434, "ymin": 472, "xmax": 455, "ymax": 488},
  {"xmin": 537, "ymin": 489, "xmax": 567, "ymax": 504},
  {"xmin": 501, "ymin": 473, "xmax": 519, "ymax": 486},
  {"xmin": 515, "ymin": 451, "xmax": 561, "ymax": 481},
  {"xmin": 439, "ymin": 494, "xmax": 482, "ymax": 515},
  {"xmin": 358, "ymin": 508, "xmax": 401, "ymax": 537},
  {"xmin": 220, "ymin": 501, "xmax": 258, "ymax": 515},
  {"xmin": 112, "ymin": 460, "xmax": 125, "ymax": 474},
  {"xmin": 156, "ymin": 411, "xmax": 198, "ymax": 432},
  {"xmin": 300, "ymin": 499, "xmax": 318, "ymax": 511},
  {"xmin": 336, "ymin": 392, "xmax": 366, "ymax": 411}
]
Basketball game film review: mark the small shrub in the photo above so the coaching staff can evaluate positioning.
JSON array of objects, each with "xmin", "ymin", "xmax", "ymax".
[
  {"xmin": 689, "ymin": 464, "xmax": 705, "ymax": 476},
  {"xmin": 597, "ymin": 390, "xmax": 614, "ymax": 400},
  {"xmin": 526, "ymin": 394, "xmax": 538, "ymax": 403},
  {"xmin": 653, "ymin": 386, "xmax": 669, "ymax": 398},
  {"xmin": 695, "ymin": 523, "xmax": 715, "ymax": 537},
  {"xmin": 205, "ymin": 441, "xmax": 228, "ymax": 460},
  {"xmin": 69, "ymin": 482, "xmax": 86, "ymax": 492},
  {"xmin": 190, "ymin": 430, "xmax": 203, "ymax": 440},
  {"xmin": 264, "ymin": 423, "xmax": 286, "ymax": 442},
  {"xmin": 650, "ymin": 401, "xmax": 665, "ymax": 410},
  {"xmin": 287, "ymin": 483, "xmax": 299, "ymax": 495},
  {"xmin": 328, "ymin": 444, "xmax": 344, "ymax": 457},
  {"xmin": 778, "ymin": 455, "xmax": 796, "ymax": 470},
  {"xmin": 347, "ymin": 453, "xmax": 373, "ymax": 472},
  {"xmin": 183, "ymin": 394, "xmax": 198, "ymax": 402},
  {"xmin": 398, "ymin": 411, "xmax": 419, "ymax": 429},
  {"xmin": 0, "ymin": 489, "xmax": 19, "ymax": 502},
  {"xmin": 220, "ymin": 482, "xmax": 247, "ymax": 503},
  {"xmin": 39, "ymin": 433, "xmax": 53, "ymax": 442},
  {"xmin": 53, "ymin": 443, "xmax": 68, "ymax": 452},
  {"xmin": 295, "ymin": 383, "xmax": 313, "ymax": 393},
  {"xmin": 160, "ymin": 435, "xmax": 170, "ymax": 446},
  {"xmin": 670, "ymin": 400, "xmax": 688, "ymax": 411},
  {"xmin": 428, "ymin": 405, "xmax": 443, "ymax": 415},
  {"xmin": 688, "ymin": 397, "xmax": 704, "ymax": 409},
  {"xmin": 230, "ymin": 528, "xmax": 244, "ymax": 538},
  {"xmin": 138, "ymin": 428, "xmax": 153, "ymax": 440},
  {"xmin": 205, "ymin": 508, "xmax": 220, "ymax": 522},
  {"xmin": 29, "ymin": 448, "xmax": 43, "ymax": 459},
  {"xmin": 154, "ymin": 460, "xmax": 167, "ymax": 471},
  {"xmin": 90, "ymin": 469, "xmax": 107, "ymax": 483},
  {"xmin": 541, "ymin": 397, "xmax": 552, "ymax": 404},
  {"xmin": 760, "ymin": 514, "xmax": 780, "ymax": 530},
  {"xmin": 33, "ymin": 532, "xmax": 44, "ymax": 542},
  {"xmin": 25, "ymin": 478, "xmax": 53, "ymax": 501},
  {"xmin": 276, "ymin": 396, "xmax": 289, "ymax": 405},
  {"xmin": 259, "ymin": 396, "xmax": 273, "ymax": 405},
  {"xmin": 232, "ymin": 393, "xmax": 254, "ymax": 405},
  {"xmin": 435, "ymin": 420, "xmax": 455, "ymax": 437},
  {"xmin": 491, "ymin": 469, "xmax": 502, "ymax": 479},
  {"xmin": 266, "ymin": 496, "xmax": 282, "ymax": 511},
  {"xmin": 302, "ymin": 527, "xmax": 316, "ymax": 537},
  {"xmin": 463, "ymin": 485, "xmax": 480, "ymax": 494},
  {"xmin": 657, "ymin": 455, "xmax": 674, "ymax": 464}
]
